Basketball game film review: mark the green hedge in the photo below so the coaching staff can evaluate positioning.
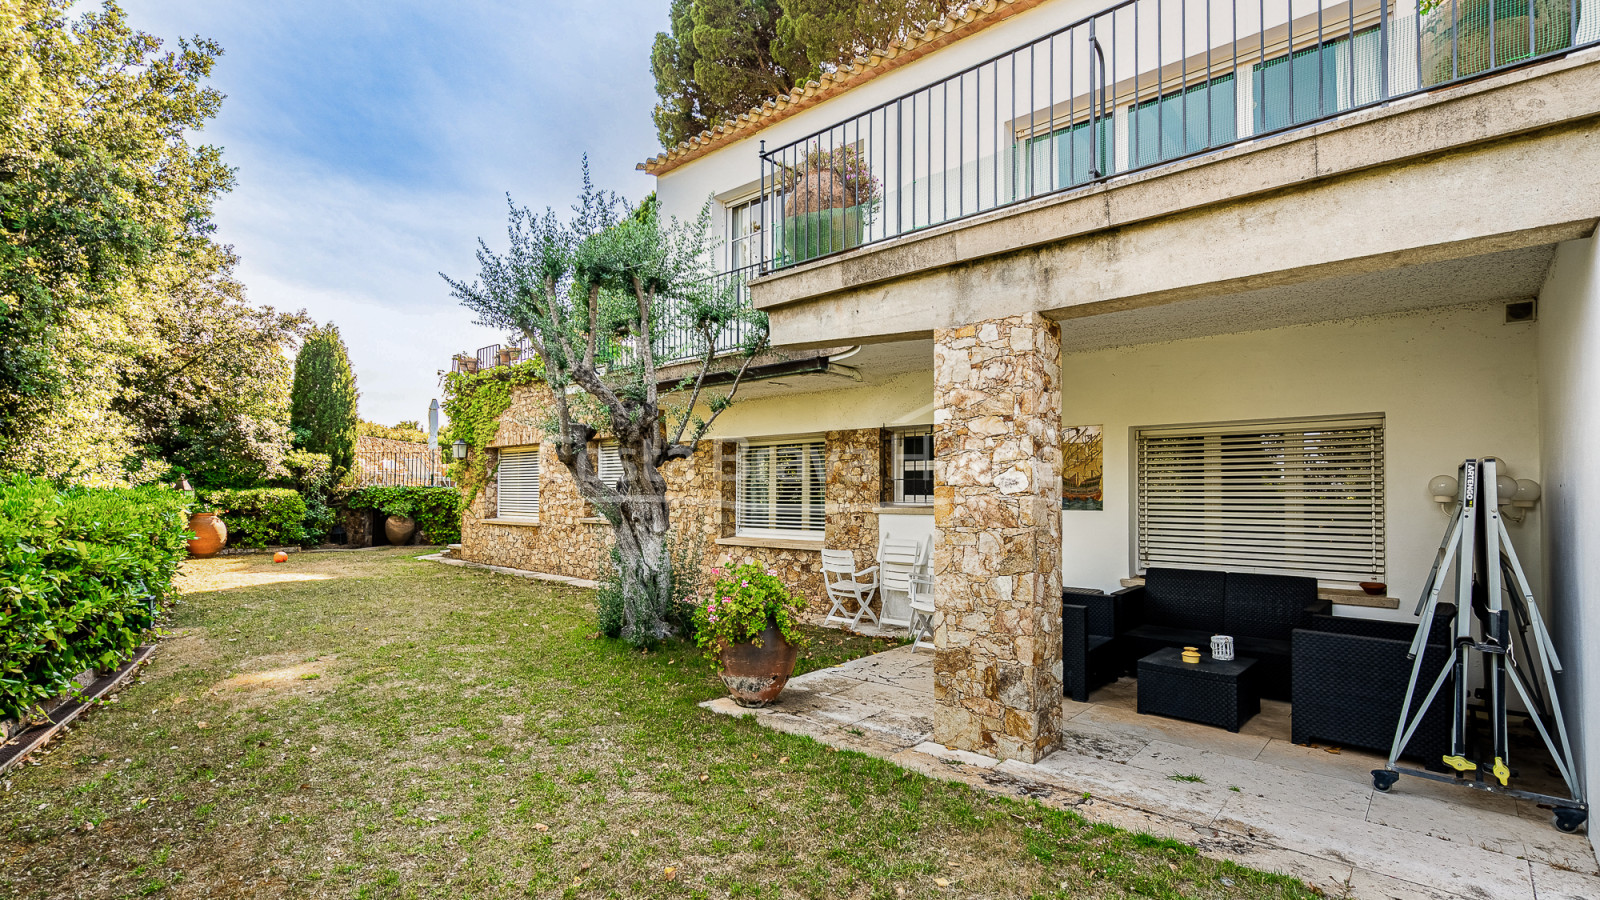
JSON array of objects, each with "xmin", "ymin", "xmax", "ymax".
[
  {"xmin": 346, "ymin": 486, "xmax": 463, "ymax": 544},
  {"xmin": 197, "ymin": 488, "xmax": 307, "ymax": 549},
  {"xmin": 0, "ymin": 477, "xmax": 190, "ymax": 722}
]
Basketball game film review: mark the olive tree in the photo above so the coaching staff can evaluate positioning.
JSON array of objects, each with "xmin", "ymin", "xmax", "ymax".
[{"xmin": 443, "ymin": 166, "xmax": 769, "ymax": 644}]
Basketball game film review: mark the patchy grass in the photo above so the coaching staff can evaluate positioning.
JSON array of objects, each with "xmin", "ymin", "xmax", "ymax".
[{"xmin": 0, "ymin": 548, "xmax": 1319, "ymax": 899}]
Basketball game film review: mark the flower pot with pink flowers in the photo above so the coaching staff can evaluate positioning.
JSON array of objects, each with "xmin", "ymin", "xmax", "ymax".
[{"xmin": 694, "ymin": 563, "xmax": 810, "ymax": 707}]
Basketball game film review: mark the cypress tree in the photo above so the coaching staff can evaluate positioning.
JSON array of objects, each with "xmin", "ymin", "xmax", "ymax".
[{"xmin": 289, "ymin": 324, "xmax": 360, "ymax": 480}]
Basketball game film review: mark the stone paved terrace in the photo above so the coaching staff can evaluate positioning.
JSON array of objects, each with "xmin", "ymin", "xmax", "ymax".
[{"xmin": 702, "ymin": 645, "xmax": 1599, "ymax": 900}]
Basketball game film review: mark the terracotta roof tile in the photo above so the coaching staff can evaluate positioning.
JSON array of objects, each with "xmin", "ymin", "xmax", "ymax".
[{"xmin": 637, "ymin": 0, "xmax": 1050, "ymax": 176}]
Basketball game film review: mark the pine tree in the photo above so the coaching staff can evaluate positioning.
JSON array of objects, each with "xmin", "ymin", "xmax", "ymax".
[{"xmin": 289, "ymin": 324, "xmax": 360, "ymax": 480}]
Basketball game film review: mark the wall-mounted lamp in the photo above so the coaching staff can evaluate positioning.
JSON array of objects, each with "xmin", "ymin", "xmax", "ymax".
[
  {"xmin": 1427, "ymin": 468, "xmax": 1541, "ymax": 522},
  {"xmin": 452, "ymin": 439, "xmax": 468, "ymax": 460}
]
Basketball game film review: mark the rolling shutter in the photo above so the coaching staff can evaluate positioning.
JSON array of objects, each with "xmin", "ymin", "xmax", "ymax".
[
  {"xmin": 1136, "ymin": 415, "xmax": 1384, "ymax": 582},
  {"xmin": 496, "ymin": 447, "xmax": 541, "ymax": 520},
  {"xmin": 737, "ymin": 440, "xmax": 826, "ymax": 537}
]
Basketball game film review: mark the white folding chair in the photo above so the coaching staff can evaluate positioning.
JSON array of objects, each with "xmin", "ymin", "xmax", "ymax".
[
  {"xmin": 821, "ymin": 548, "xmax": 878, "ymax": 627},
  {"xmin": 877, "ymin": 546, "xmax": 920, "ymax": 628},
  {"xmin": 908, "ymin": 572, "xmax": 936, "ymax": 651}
]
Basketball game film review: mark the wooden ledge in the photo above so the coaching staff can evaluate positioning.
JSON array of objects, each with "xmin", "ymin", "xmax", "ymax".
[
  {"xmin": 478, "ymin": 518, "xmax": 540, "ymax": 528},
  {"xmin": 715, "ymin": 536, "xmax": 825, "ymax": 552}
]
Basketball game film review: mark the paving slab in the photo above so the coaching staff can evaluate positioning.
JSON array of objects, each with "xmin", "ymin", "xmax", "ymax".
[
  {"xmin": 1070, "ymin": 701, "xmax": 1274, "ymax": 760},
  {"xmin": 1127, "ymin": 740, "xmax": 1374, "ymax": 822},
  {"xmin": 1527, "ymin": 859, "xmax": 1600, "ymax": 900},
  {"xmin": 1214, "ymin": 792, "xmax": 1538, "ymax": 899},
  {"xmin": 1344, "ymin": 867, "xmax": 1473, "ymax": 900}
]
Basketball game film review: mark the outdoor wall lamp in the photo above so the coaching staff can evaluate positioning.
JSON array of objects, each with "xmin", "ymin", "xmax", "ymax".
[
  {"xmin": 1427, "ymin": 467, "xmax": 1541, "ymax": 522},
  {"xmin": 452, "ymin": 439, "xmax": 468, "ymax": 460}
]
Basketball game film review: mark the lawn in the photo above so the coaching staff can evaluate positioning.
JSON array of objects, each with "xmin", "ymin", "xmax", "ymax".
[{"xmin": 0, "ymin": 548, "xmax": 1319, "ymax": 899}]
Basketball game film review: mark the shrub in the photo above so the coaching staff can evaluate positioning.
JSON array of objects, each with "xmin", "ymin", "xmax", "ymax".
[
  {"xmin": 597, "ymin": 531, "xmax": 706, "ymax": 644},
  {"xmin": 0, "ymin": 476, "xmax": 190, "ymax": 722},
  {"xmin": 198, "ymin": 488, "xmax": 307, "ymax": 548},
  {"xmin": 279, "ymin": 450, "xmax": 336, "ymax": 544},
  {"xmin": 345, "ymin": 486, "xmax": 463, "ymax": 544}
]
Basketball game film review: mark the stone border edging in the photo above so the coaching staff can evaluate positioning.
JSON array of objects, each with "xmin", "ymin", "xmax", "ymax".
[
  {"xmin": 0, "ymin": 645, "xmax": 156, "ymax": 777},
  {"xmin": 415, "ymin": 552, "xmax": 599, "ymax": 589}
]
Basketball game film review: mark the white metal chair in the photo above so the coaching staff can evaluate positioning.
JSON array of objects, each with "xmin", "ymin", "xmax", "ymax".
[
  {"xmin": 908, "ymin": 572, "xmax": 936, "ymax": 651},
  {"xmin": 821, "ymin": 548, "xmax": 879, "ymax": 627}
]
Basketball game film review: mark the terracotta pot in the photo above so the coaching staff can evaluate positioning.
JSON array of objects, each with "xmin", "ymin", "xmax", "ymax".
[
  {"xmin": 384, "ymin": 514, "xmax": 416, "ymax": 545},
  {"xmin": 187, "ymin": 512, "xmax": 227, "ymax": 558},
  {"xmin": 1420, "ymin": 0, "xmax": 1576, "ymax": 86},
  {"xmin": 498, "ymin": 347, "xmax": 520, "ymax": 365},
  {"xmin": 718, "ymin": 621, "xmax": 799, "ymax": 708}
]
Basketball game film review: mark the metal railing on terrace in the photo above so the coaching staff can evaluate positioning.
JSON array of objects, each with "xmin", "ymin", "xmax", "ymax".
[
  {"xmin": 459, "ymin": 262, "xmax": 763, "ymax": 373},
  {"xmin": 758, "ymin": 0, "xmax": 1599, "ymax": 269}
]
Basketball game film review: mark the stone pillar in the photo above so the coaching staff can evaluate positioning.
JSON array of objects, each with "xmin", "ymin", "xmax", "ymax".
[
  {"xmin": 824, "ymin": 427, "xmax": 883, "ymax": 577},
  {"xmin": 931, "ymin": 313, "xmax": 1063, "ymax": 763}
]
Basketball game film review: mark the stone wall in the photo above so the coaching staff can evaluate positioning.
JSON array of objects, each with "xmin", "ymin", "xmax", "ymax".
[
  {"xmin": 931, "ymin": 313, "xmax": 1064, "ymax": 764},
  {"xmin": 456, "ymin": 383, "xmax": 883, "ymax": 613}
]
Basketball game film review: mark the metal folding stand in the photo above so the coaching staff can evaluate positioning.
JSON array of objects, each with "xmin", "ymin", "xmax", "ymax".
[{"xmin": 1372, "ymin": 459, "xmax": 1587, "ymax": 833}]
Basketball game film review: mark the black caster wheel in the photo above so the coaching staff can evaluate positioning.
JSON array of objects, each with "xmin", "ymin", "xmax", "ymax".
[
  {"xmin": 1553, "ymin": 807, "xmax": 1587, "ymax": 834},
  {"xmin": 1371, "ymin": 770, "xmax": 1399, "ymax": 793}
]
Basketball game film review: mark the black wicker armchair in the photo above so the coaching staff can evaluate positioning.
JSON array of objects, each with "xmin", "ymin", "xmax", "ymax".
[
  {"xmin": 1291, "ymin": 607, "xmax": 1457, "ymax": 765},
  {"xmin": 1062, "ymin": 587, "xmax": 1123, "ymax": 702}
]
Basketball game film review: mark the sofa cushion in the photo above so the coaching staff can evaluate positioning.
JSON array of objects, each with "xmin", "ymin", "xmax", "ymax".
[
  {"xmin": 1142, "ymin": 568, "xmax": 1226, "ymax": 632},
  {"xmin": 1124, "ymin": 624, "xmax": 1212, "ymax": 650},
  {"xmin": 1224, "ymin": 572, "xmax": 1318, "ymax": 640}
]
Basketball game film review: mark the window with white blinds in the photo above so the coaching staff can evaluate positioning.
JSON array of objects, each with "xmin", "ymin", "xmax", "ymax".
[
  {"xmin": 1135, "ymin": 415, "xmax": 1384, "ymax": 582},
  {"xmin": 597, "ymin": 442, "xmax": 622, "ymax": 486},
  {"xmin": 736, "ymin": 440, "xmax": 826, "ymax": 538},
  {"xmin": 496, "ymin": 447, "xmax": 541, "ymax": 520}
]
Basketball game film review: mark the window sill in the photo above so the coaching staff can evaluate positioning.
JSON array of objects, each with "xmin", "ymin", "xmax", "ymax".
[
  {"xmin": 1118, "ymin": 576, "xmax": 1401, "ymax": 610},
  {"xmin": 480, "ymin": 517, "xmax": 540, "ymax": 528},
  {"xmin": 716, "ymin": 535, "xmax": 825, "ymax": 552},
  {"xmin": 873, "ymin": 504, "xmax": 934, "ymax": 516},
  {"xmin": 577, "ymin": 516, "xmax": 610, "ymax": 525}
]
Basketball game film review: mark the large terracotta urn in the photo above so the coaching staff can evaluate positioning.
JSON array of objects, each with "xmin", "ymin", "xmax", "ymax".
[
  {"xmin": 187, "ymin": 512, "xmax": 227, "ymax": 558},
  {"xmin": 384, "ymin": 515, "xmax": 417, "ymax": 546},
  {"xmin": 718, "ymin": 621, "xmax": 800, "ymax": 708}
]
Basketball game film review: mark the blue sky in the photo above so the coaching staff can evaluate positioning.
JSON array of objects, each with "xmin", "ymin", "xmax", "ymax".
[{"xmin": 118, "ymin": 0, "xmax": 667, "ymax": 425}]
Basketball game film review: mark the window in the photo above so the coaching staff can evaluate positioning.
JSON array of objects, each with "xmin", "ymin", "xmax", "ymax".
[
  {"xmin": 736, "ymin": 440, "xmax": 826, "ymax": 538},
  {"xmin": 1024, "ymin": 115, "xmax": 1112, "ymax": 193},
  {"xmin": 1128, "ymin": 73, "xmax": 1237, "ymax": 170},
  {"xmin": 597, "ymin": 442, "xmax": 622, "ymax": 486},
  {"xmin": 496, "ymin": 447, "xmax": 541, "ymax": 520},
  {"xmin": 1252, "ymin": 27, "xmax": 1381, "ymax": 134},
  {"xmin": 1135, "ymin": 415, "xmax": 1384, "ymax": 583},
  {"xmin": 728, "ymin": 196, "xmax": 765, "ymax": 271},
  {"xmin": 890, "ymin": 427, "xmax": 934, "ymax": 505}
]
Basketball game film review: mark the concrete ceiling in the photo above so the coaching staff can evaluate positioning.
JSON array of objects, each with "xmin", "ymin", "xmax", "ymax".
[{"xmin": 1056, "ymin": 244, "xmax": 1558, "ymax": 353}]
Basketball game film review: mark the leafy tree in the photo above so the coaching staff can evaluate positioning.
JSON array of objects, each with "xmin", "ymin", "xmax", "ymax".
[
  {"xmin": 773, "ymin": 0, "xmax": 955, "ymax": 81},
  {"xmin": 650, "ymin": 0, "xmax": 961, "ymax": 147},
  {"xmin": 358, "ymin": 419, "xmax": 429, "ymax": 444},
  {"xmin": 0, "ymin": 1, "xmax": 232, "ymax": 465},
  {"xmin": 290, "ymin": 324, "xmax": 360, "ymax": 480},
  {"xmin": 443, "ymin": 163, "xmax": 769, "ymax": 645},
  {"xmin": 116, "ymin": 245, "xmax": 311, "ymax": 489}
]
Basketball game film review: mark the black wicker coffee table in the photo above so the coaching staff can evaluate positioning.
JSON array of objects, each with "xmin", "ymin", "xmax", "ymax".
[{"xmin": 1136, "ymin": 648, "xmax": 1260, "ymax": 732}]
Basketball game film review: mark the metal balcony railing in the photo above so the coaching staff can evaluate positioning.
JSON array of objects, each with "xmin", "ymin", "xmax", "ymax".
[
  {"xmin": 459, "ymin": 263, "xmax": 763, "ymax": 373},
  {"xmin": 759, "ymin": 0, "xmax": 1598, "ymax": 269}
]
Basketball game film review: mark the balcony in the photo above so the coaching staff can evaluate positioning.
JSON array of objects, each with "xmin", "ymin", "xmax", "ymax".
[
  {"xmin": 757, "ymin": 0, "xmax": 1599, "ymax": 269},
  {"xmin": 455, "ymin": 262, "xmax": 764, "ymax": 373}
]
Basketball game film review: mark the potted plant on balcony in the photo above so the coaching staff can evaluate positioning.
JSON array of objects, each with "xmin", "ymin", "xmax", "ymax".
[
  {"xmin": 497, "ymin": 346, "xmax": 520, "ymax": 366},
  {"xmin": 1419, "ymin": 0, "xmax": 1577, "ymax": 87},
  {"xmin": 778, "ymin": 145, "xmax": 880, "ymax": 265},
  {"xmin": 452, "ymin": 352, "xmax": 479, "ymax": 374},
  {"xmin": 694, "ymin": 563, "xmax": 810, "ymax": 707}
]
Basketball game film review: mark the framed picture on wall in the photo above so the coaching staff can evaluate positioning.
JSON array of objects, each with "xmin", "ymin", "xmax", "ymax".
[{"xmin": 1062, "ymin": 425, "xmax": 1103, "ymax": 511}]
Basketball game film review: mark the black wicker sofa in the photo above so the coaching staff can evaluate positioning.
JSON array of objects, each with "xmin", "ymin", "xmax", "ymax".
[
  {"xmin": 1114, "ymin": 568, "xmax": 1329, "ymax": 701},
  {"xmin": 1291, "ymin": 608, "xmax": 1456, "ymax": 765}
]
